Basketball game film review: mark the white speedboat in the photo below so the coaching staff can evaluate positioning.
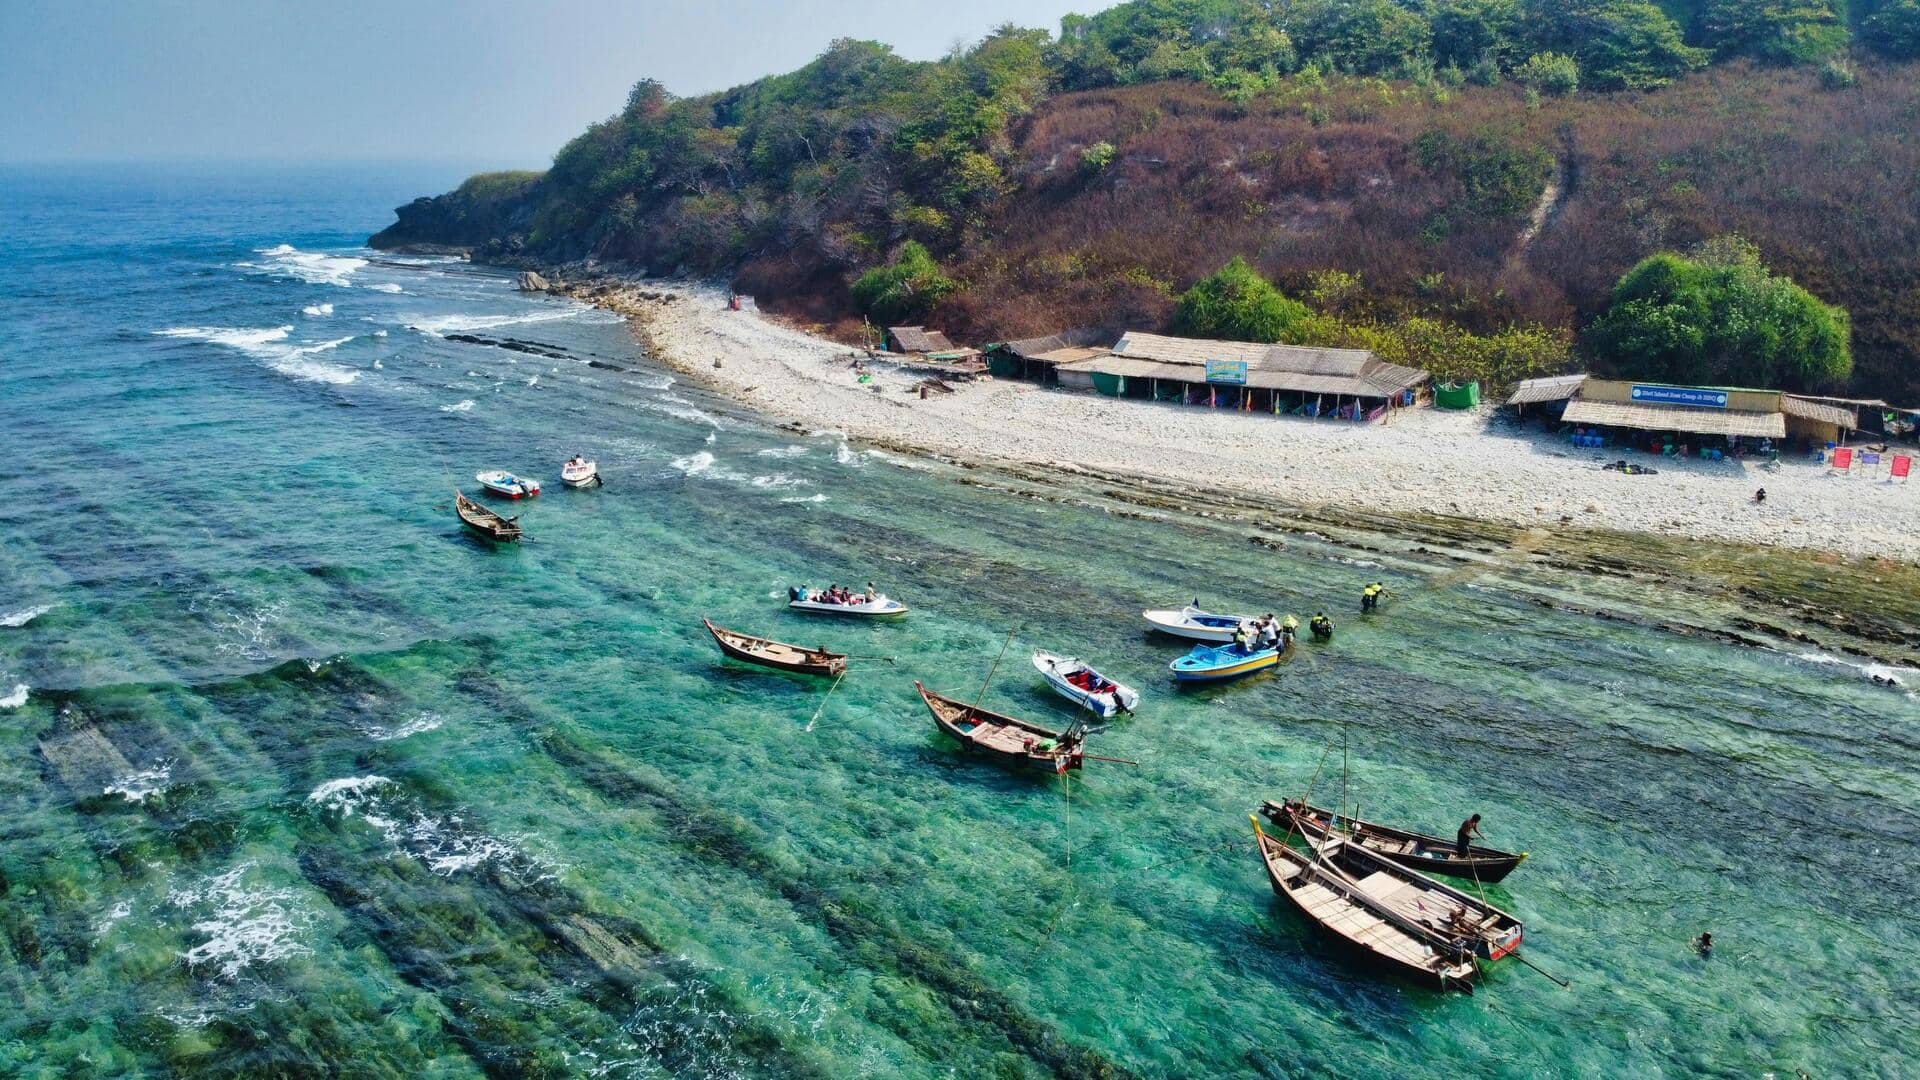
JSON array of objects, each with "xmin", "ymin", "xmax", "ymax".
[
  {"xmin": 1033, "ymin": 651, "xmax": 1138, "ymax": 718},
  {"xmin": 1141, "ymin": 604, "xmax": 1251, "ymax": 642},
  {"xmin": 786, "ymin": 589, "xmax": 908, "ymax": 618},
  {"xmin": 560, "ymin": 457, "xmax": 601, "ymax": 488},
  {"xmin": 476, "ymin": 470, "xmax": 541, "ymax": 499}
]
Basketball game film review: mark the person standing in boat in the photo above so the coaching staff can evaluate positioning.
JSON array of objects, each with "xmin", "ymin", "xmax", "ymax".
[
  {"xmin": 1231, "ymin": 621, "xmax": 1252, "ymax": 653},
  {"xmin": 864, "ymin": 581, "xmax": 877, "ymax": 602},
  {"xmin": 1455, "ymin": 813, "xmax": 1483, "ymax": 858}
]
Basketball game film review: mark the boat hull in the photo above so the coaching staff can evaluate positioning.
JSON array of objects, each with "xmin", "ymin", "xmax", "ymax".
[
  {"xmin": 1170, "ymin": 643, "xmax": 1281, "ymax": 682},
  {"xmin": 454, "ymin": 492, "xmax": 520, "ymax": 542},
  {"xmin": 916, "ymin": 681, "xmax": 1081, "ymax": 775},
  {"xmin": 1033, "ymin": 652, "xmax": 1138, "ymax": 718},
  {"xmin": 561, "ymin": 462, "xmax": 600, "ymax": 488},
  {"xmin": 789, "ymin": 598, "xmax": 908, "ymax": 618},
  {"xmin": 703, "ymin": 619, "xmax": 845, "ymax": 677},
  {"xmin": 1142, "ymin": 607, "xmax": 1250, "ymax": 642},
  {"xmin": 1264, "ymin": 801, "xmax": 1528, "ymax": 884},
  {"xmin": 1253, "ymin": 822, "xmax": 1477, "ymax": 992}
]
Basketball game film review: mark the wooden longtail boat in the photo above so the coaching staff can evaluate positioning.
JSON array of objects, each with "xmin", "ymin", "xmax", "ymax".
[
  {"xmin": 915, "ymin": 681, "xmax": 1084, "ymax": 775},
  {"xmin": 703, "ymin": 618, "xmax": 846, "ymax": 677},
  {"xmin": 1305, "ymin": 833, "xmax": 1523, "ymax": 962},
  {"xmin": 1251, "ymin": 816, "xmax": 1480, "ymax": 992},
  {"xmin": 455, "ymin": 491, "xmax": 520, "ymax": 542},
  {"xmin": 1263, "ymin": 799, "xmax": 1529, "ymax": 883}
]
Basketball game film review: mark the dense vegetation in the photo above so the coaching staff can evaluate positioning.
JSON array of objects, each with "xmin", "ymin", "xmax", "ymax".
[
  {"xmin": 1587, "ymin": 237, "xmax": 1853, "ymax": 389},
  {"xmin": 373, "ymin": 0, "xmax": 1920, "ymax": 399}
]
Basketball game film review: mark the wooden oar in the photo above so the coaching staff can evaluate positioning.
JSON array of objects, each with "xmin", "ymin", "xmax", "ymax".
[{"xmin": 1512, "ymin": 950, "xmax": 1571, "ymax": 988}]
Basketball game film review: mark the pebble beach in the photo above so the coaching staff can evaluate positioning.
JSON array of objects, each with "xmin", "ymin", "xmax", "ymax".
[{"xmin": 569, "ymin": 279, "xmax": 1920, "ymax": 562}]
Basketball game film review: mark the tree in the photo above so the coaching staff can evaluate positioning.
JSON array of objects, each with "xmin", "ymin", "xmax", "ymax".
[
  {"xmin": 850, "ymin": 241, "xmax": 958, "ymax": 324},
  {"xmin": 1171, "ymin": 256, "xmax": 1311, "ymax": 342},
  {"xmin": 1427, "ymin": 0, "xmax": 1522, "ymax": 70},
  {"xmin": 1288, "ymin": 0, "xmax": 1433, "ymax": 75},
  {"xmin": 1520, "ymin": 0, "xmax": 1705, "ymax": 90},
  {"xmin": 1696, "ymin": 0, "xmax": 1848, "ymax": 65},
  {"xmin": 1861, "ymin": 0, "xmax": 1920, "ymax": 59},
  {"xmin": 1585, "ymin": 237, "xmax": 1851, "ymax": 389}
]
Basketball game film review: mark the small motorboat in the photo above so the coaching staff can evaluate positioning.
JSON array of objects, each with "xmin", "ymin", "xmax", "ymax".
[
  {"xmin": 787, "ymin": 588, "xmax": 908, "ymax": 618},
  {"xmin": 561, "ymin": 457, "xmax": 601, "ymax": 488},
  {"xmin": 1262, "ymin": 800, "xmax": 1529, "ymax": 883},
  {"xmin": 1032, "ymin": 651, "xmax": 1138, "ymax": 718},
  {"xmin": 1141, "ymin": 604, "xmax": 1252, "ymax": 642},
  {"xmin": 476, "ymin": 470, "xmax": 541, "ymax": 499},
  {"xmin": 1170, "ymin": 641, "xmax": 1280, "ymax": 683},
  {"xmin": 915, "ymin": 682, "xmax": 1085, "ymax": 775},
  {"xmin": 454, "ymin": 491, "xmax": 520, "ymax": 542},
  {"xmin": 703, "ymin": 618, "xmax": 845, "ymax": 677}
]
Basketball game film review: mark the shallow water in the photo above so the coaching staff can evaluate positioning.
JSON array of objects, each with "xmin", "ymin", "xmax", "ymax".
[{"xmin": 2, "ymin": 164, "xmax": 1916, "ymax": 1077}]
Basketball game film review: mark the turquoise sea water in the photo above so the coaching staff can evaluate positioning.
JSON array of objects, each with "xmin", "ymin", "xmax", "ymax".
[{"xmin": 2, "ymin": 164, "xmax": 1916, "ymax": 1078}]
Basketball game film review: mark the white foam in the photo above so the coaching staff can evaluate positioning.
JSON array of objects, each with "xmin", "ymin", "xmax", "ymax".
[
  {"xmin": 155, "ymin": 325, "xmax": 359, "ymax": 385},
  {"xmin": 169, "ymin": 864, "xmax": 314, "ymax": 979},
  {"xmin": 106, "ymin": 760, "xmax": 174, "ymax": 802},
  {"xmin": 405, "ymin": 307, "xmax": 606, "ymax": 336},
  {"xmin": 1793, "ymin": 651, "xmax": 1917, "ymax": 689},
  {"xmin": 191, "ymin": 594, "xmax": 288, "ymax": 663},
  {"xmin": 781, "ymin": 494, "xmax": 829, "ymax": 504},
  {"xmin": 248, "ymin": 243, "xmax": 367, "ymax": 287},
  {"xmin": 1, "ymin": 604, "xmax": 52, "ymax": 628},
  {"xmin": 749, "ymin": 473, "xmax": 809, "ymax": 490},
  {"xmin": 307, "ymin": 775, "xmax": 552, "ymax": 881},
  {"xmin": 526, "ymin": 375, "xmax": 539, "ymax": 387},
  {"xmin": 302, "ymin": 302, "xmax": 334, "ymax": 317},
  {"xmin": 670, "ymin": 450, "xmax": 716, "ymax": 476},
  {"xmin": 365, "ymin": 282, "xmax": 404, "ymax": 293},
  {"xmin": 363, "ymin": 711, "xmax": 444, "ymax": 742},
  {"xmin": 756, "ymin": 446, "xmax": 808, "ymax": 459},
  {"xmin": 441, "ymin": 399, "xmax": 476, "ymax": 413},
  {"xmin": 641, "ymin": 397, "xmax": 724, "ymax": 428},
  {"xmin": 0, "ymin": 683, "xmax": 26, "ymax": 709}
]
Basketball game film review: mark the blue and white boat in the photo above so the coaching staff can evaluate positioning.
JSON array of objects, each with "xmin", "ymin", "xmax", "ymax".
[
  {"xmin": 1033, "ymin": 651, "xmax": 1140, "ymax": 718},
  {"xmin": 1142, "ymin": 604, "xmax": 1252, "ymax": 642},
  {"xmin": 1170, "ymin": 642, "xmax": 1280, "ymax": 683}
]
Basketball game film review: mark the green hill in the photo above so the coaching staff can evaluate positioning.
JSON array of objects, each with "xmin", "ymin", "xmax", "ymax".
[{"xmin": 372, "ymin": 0, "xmax": 1920, "ymax": 402}]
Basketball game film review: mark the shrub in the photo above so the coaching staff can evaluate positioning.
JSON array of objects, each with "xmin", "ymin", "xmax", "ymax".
[
  {"xmin": 1171, "ymin": 256, "xmax": 1311, "ymax": 342},
  {"xmin": 849, "ymin": 241, "xmax": 957, "ymax": 324},
  {"xmin": 1515, "ymin": 52, "xmax": 1580, "ymax": 95},
  {"xmin": 1696, "ymin": 0, "xmax": 1848, "ymax": 66},
  {"xmin": 1819, "ymin": 57, "xmax": 1858, "ymax": 89},
  {"xmin": 1585, "ymin": 237, "xmax": 1852, "ymax": 389},
  {"xmin": 1080, "ymin": 140, "xmax": 1118, "ymax": 173}
]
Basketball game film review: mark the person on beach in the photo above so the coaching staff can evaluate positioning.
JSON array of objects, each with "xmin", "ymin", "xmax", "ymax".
[
  {"xmin": 1695, "ymin": 931, "xmax": 1714, "ymax": 957},
  {"xmin": 1753, "ymin": 487, "xmax": 1767, "ymax": 504},
  {"xmin": 1455, "ymin": 813, "xmax": 1482, "ymax": 858}
]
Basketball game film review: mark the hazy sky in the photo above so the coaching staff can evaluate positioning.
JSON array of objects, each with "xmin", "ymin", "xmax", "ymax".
[{"xmin": 1, "ymin": 0, "xmax": 1089, "ymax": 166}]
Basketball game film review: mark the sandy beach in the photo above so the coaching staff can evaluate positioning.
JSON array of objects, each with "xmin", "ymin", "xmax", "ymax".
[{"xmin": 559, "ymin": 278, "xmax": 1919, "ymax": 562}]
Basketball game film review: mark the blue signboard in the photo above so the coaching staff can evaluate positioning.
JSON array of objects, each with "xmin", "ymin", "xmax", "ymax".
[
  {"xmin": 1206, "ymin": 359, "xmax": 1248, "ymax": 385},
  {"xmin": 1631, "ymin": 384, "xmax": 1727, "ymax": 408}
]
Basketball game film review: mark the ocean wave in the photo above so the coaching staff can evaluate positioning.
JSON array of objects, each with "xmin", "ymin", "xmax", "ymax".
[
  {"xmin": 1793, "ymin": 651, "xmax": 1916, "ymax": 689},
  {"xmin": 640, "ymin": 395, "xmax": 724, "ymax": 428},
  {"xmin": 306, "ymin": 775, "xmax": 554, "ymax": 881},
  {"xmin": 441, "ymin": 399, "xmax": 476, "ymax": 413},
  {"xmin": 749, "ymin": 473, "xmax": 810, "ymax": 490},
  {"xmin": 756, "ymin": 446, "xmax": 808, "ymax": 459},
  {"xmin": 302, "ymin": 302, "xmax": 334, "ymax": 316},
  {"xmin": 405, "ymin": 307, "xmax": 610, "ymax": 336},
  {"xmin": 169, "ymin": 863, "xmax": 315, "ymax": 980},
  {"xmin": 247, "ymin": 243, "xmax": 367, "ymax": 287},
  {"xmin": 106, "ymin": 760, "xmax": 174, "ymax": 803},
  {"xmin": 365, "ymin": 282, "xmax": 404, "ymax": 293},
  {"xmin": 670, "ymin": 450, "xmax": 717, "ymax": 476},
  {"xmin": 1, "ymin": 603, "xmax": 52, "ymax": 628},
  {"xmin": 0, "ymin": 683, "xmax": 26, "ymax": 709},
  {"xmin": 781, "ymin": 494, "xmax": 829, "ymax": 504},
  {"xmin": 154, "ymin": 325, "xmax": 360, "ymax": 385},
  {"xmin": 189, "ymin": 593, "xmax": 288, "ymax": 663}
]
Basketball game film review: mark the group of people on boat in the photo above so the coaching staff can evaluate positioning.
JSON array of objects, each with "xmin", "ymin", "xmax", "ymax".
[
  {"xmin": 1229, "ymin": 614, "xmax": 1295, "ymax": 654},
  {"xmin": 792, "ymin": 582, "xmax": 877, "ymax": 605}
]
